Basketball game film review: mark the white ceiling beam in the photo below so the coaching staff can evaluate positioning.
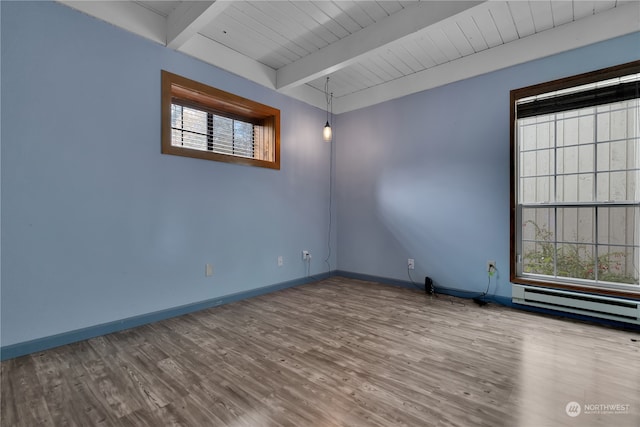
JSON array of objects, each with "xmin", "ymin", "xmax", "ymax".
[
  {"xmin": 166, "ymin": 1, "xmax": 231, "ymax": 49},
  {"xmin": 275, "ymin": 1, "xmax": 483, "ymax": 90},
  {"xmin": 179, "ymin": 33, "xmax": 277, "ymax": 89},
  {"xmin": 57, "ymin": 1, "xmax": 165, "ymax": 45},
  {"xmin": 334, "ymin": 2, "xmax": 640, "ymax": 114},
  {"xmin": 279, "ymin": 84, "xmax": 327, "ymax": 111},
  {"xmin": 179, "ymin": 34, "xmax": 327, "ymax": 110}
]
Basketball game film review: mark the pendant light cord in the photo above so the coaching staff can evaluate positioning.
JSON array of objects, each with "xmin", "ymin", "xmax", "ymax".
[
  {"xmin": 324, "ymin": 77, "xmax": 333, "ymax": 273},
  {"xmin": 325, "ymin": 77, "xmax": 332, "ymax": 124}
]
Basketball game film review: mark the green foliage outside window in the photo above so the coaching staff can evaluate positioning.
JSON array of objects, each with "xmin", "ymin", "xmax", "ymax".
[{"xmin": 522, "ymin": 221, "xmax": 638, "ymax": 285}]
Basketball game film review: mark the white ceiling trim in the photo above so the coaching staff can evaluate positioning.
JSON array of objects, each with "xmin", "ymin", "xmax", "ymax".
[
  {"xmin": 166, "ymin": 1, "xmax": 230, "ymax": 49},
  {"xmin": 275, "ymin": 1, "xmax": 483, "ymax": 91},
  {"xmin": 335, "ymin": 2, "xmax": 640, "ymax": 114},
  {"xmin": 59, "ymin": 1, "xmax": 165, "ymax": 44}
]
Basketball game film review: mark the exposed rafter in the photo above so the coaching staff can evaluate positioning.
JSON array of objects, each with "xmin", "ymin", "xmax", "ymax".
[
  {"xmin": 275, "ymin": 1, "xmax": 483, "ymax": 91},
  {"xmin": 166, "ymin": 1, "xmax": 231, "ymax": 49},
  {"xmin": 58, "ymin": 0, "xmax": 165, "ymax": 44},
  {"xmin": 334, "ymin": 2, "xmax": 640, "ymax": 114},
  {"xmin": 56, "ymin": 1, "xmax": 640, "ymax": 114},
  {"xmin": 180, "ymin": 33, "xmax": 277, "ymax": 89}
]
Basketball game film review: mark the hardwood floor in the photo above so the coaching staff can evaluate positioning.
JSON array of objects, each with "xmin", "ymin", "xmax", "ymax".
[{"xmin": 1, "ymin": 277, "xmax": 639, "ymax": 427}]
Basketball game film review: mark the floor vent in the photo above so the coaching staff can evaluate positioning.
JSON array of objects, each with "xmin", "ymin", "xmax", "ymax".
[{"xmin": 512, "ymin": 285, "xmax": 640, "ymax": 325}]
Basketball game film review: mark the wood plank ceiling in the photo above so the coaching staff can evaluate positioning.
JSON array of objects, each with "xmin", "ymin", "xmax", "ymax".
[{"xmin": 59, "ymin": 1, "xmax": 639, "ymax": 113}]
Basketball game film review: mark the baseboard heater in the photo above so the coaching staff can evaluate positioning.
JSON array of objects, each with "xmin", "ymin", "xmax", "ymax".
[{"xmin": 512, "ymin": 285, "xmax": 640, "ymax": 325}]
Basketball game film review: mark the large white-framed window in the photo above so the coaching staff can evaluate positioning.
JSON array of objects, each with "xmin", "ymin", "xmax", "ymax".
[{"xmin": 511, "ymin": 61, "xmax": 640, "ymax": 298}]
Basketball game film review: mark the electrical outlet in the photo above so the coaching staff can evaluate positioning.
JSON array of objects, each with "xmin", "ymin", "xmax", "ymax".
[
  {"xmin": 302, "ymin": 250, "xmax": 310, "ymax": 261},
  {"xmin": 278, "ymin": 256, "xmax": 283, "ymax": 267},
  {"xmin": 408, "ymin": 258, "xmax": 415, "ymax": 270},
  {"xmin": 205, "ymin": 263, "xmax": 214, "ymax": 277},
  {"xmin": 487, "ymin": 260, "xmax": 496, "ymax": 272}
]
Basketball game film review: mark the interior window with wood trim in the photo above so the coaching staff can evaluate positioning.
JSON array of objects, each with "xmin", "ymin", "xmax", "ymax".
[
  {"xmin": 511, "ymin": 61, "xmax": 640, "ymax": 298},
  {"xmin": 162, "ymin": 70, "xmax": 280, "ymax": 169}
]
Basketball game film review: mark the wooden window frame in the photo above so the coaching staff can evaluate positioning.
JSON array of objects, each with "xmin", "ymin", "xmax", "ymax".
[
  {"xmin": 161, "ymin": 70, "xmax": 280, "ymax": 170},
  {"xmin": 510, "ymin": 60, "xmax": 640, "ymax": 299}
]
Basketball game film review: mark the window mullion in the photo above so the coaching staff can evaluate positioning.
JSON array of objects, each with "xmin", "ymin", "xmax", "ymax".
[
  {"xmin": 553, "ymin": 113, "xmax": 559, "ymax": 278},
  {"xmin": 180, "ymin": 106, "xmax": 184, "ymax": 146},
  {"xmin": 595, "ymin": 206, "xmax": 600, "ymax": 281},
  {"xmin": 593, "ymin": 109, "xmax": 599, "ymax": 282},
  {"xmin": 207, "ymin": 113, "xmax": 213, "ymax": 152},
  {"xmin": 232, "ymin": 119, "xmax": 236, "ymax": 156},
  {"xmin": 553, "ymin": 206, "xmax": 558, "ymax": 278}
]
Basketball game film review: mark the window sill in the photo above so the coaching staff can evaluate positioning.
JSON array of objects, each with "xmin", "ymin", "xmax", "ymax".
[{"xmin": 511, "ymin": 275, "xmax": 640, "ymax": 300}]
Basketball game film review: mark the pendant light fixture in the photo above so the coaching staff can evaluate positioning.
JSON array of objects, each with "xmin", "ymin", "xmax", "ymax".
[{"xmin": 323, "ymin": 77, "xmax": 333, "ymax": 142}]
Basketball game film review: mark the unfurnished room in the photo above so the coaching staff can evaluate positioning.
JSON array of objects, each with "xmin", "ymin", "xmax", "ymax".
[{"xmin": 1, "ymin": 1, "xmax": 639, "ymax": 426}]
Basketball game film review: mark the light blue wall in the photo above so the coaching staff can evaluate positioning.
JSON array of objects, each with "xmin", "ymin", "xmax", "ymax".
[
  {"xmin": 1, "ymin": 1, "xmax": 335, "ymax": 347},
  {"xmin": 335, "ymin": 32, "xmax": 640, "ymax": 299},
  {"xmin": 2, "ymin": 1, "xmax": 638, "ymax": 350}
]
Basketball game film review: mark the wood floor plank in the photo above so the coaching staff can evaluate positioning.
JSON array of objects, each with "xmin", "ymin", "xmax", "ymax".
[
  {"xmin": 1, "ymin": 357, "xmax": 54, "ymax": 427},
  {"xmin": 2, "ymin": 276, "xmax": 639, "ymax": 426}
]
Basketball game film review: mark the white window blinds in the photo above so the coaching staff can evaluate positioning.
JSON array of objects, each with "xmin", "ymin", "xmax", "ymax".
[{"xmin": 171, "ymin": 103, "xmax": 256, "ymax": 159}]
